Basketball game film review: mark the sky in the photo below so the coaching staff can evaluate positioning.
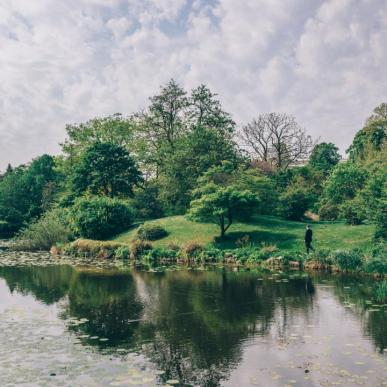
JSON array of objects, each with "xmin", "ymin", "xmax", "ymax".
[{"xmin": 0, "ymin": 0, "xmax": 386, "ymax": 171}]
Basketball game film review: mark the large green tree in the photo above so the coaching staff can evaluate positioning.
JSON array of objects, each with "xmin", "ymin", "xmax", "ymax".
[
  {"xmin": 71, "ymin": 142, "xmax": 142, "ymax": 198},
  {"xmin": 187, "ymin": 163, "xmax": 260, "ymax": 238},
  {"xmin": 0, "ymin": 155, "xmax": 58, "ymax": 236},
  {"xmin": 309, "ymin": 142, "xmax": 341, "ymax": 174},
  {"xmin": 347, "ymin": 103, "xmax": 386, "ymax": 163}
]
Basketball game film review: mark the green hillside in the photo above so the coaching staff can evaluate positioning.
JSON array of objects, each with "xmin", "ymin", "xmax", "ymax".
[{"xmin": 114, "ymin": 215, "xmax": 375, "ymax": 252}]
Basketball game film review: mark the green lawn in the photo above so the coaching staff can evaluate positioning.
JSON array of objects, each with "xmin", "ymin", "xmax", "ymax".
[{"xmin": 114, "ymin": 215, "xmax": 375, "ymax": 252}]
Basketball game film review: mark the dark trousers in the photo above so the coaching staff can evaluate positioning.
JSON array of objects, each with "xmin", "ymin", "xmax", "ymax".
[{"xmin": 305, "ymin": 241, "xmax": 314, "ymax": 254}]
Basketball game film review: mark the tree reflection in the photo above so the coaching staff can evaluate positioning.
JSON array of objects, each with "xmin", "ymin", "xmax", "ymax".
[{"xmin": 1, "ymin": 266, "xmax": 385, "ymax": 385}]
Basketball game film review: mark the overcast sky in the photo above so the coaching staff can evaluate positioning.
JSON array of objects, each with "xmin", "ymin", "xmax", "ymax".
[{"xmin": 0, "ymin": 0, "xmax": 386, "ymax": 171}]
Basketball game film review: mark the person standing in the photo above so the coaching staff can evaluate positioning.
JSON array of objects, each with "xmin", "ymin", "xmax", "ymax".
[{"xmin": 304, "ymin": 225, "xmax": 314, "ymax": 253}]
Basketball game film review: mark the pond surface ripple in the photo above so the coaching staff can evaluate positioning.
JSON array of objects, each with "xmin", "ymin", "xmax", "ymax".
[{"xmin": 0, "ymin": 252, "xmax": 386, "ymax": 386}]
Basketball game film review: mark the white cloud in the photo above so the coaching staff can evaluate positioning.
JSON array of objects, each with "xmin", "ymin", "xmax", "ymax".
[{"xmin": 0, "ymin": 0, "xmax": 386, "ymax": 170}]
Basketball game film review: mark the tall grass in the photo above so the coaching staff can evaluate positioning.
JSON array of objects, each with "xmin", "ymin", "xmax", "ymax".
[{"xmin": 13, "ymin": 209, "xmax": 70, "ymax": 251}]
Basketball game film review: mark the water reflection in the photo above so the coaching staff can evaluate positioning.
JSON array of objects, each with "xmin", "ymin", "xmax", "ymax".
[{"xmin": 0, "ymin": 265, "xmax": 386, "ymax": 386}]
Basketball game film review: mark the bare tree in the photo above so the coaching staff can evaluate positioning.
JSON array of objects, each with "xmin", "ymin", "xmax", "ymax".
[{"xmin": 240, "ymin": 113, "xmax": 314, "ymax": 169}]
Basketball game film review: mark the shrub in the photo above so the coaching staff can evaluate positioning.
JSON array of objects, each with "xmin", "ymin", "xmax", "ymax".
[
  {"xmin": 115, "ymin": 246, "xmax": 130, "ymax": 259},
  {"xmin": 364, "ymin": 258, "xmax": 387, "ymax": 275},
  {"xmin": 200, "ymin": 247, "xmax": 223, "ymax": 263},
  {"xmin": 143, "ymin": 248, "xmax": 179, "ymax": 262},
  {"xmin": 309, "ymin": 249, "xmax": 333, "ymax": 265},
  {"xmin": 166, "ymin": 241, "xmax": 181, "ymax": 251},
  {"xmin": 279, "ymin": 188, "xmax": 311, "ymax": 221},
  {"xmin": 374, "ymin": 204, "xmax": 387, "ymax": 241},
  {"xmin": 332, "ymin": 249, "xmax": 364, "ymax": 272},
  {"xmin": 62, "ymin": 239, "xmax": 127, "ymax": 258},
  {"xmin": 374, "ymin": 280, "xmax": 387, "ymax": 303},
  {"xmin": 13, "ymin": 208, "xmax": 70, "ymax": 251},
  {"xmin": 130, "ymin": 239, "xmax": 153, "ymax": 259},
  {"xmin": 69, "ymin": 196, "xmax": 133, "ymax": 240},
  {"xmin": 339, "ymin": 198, "xmax": 366, "ymax": 225},
  {"xmin": 136, "ymin": 222, "xmax": 168, "ymax": 241},
  {"xmin": 318, "ymin": 203, "xmax": 340, "ymax": 221},
  {"xmin": 182, "ymin": 242, "xmax": 204, "ymax": 259}
]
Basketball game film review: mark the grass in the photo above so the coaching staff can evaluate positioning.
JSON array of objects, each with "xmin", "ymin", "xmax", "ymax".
[{"xmin": 114, "ymin": 215, "xmax": 375, "ymax": 252}]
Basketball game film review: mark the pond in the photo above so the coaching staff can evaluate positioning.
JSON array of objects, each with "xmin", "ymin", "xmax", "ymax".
[{"xmin": 0, "ymin": 253, "xmax": 386, "ymax": 386}]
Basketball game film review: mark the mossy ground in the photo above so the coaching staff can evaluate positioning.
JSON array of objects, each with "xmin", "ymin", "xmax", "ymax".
[{"xmin": 114, "ymin": 215, "xmax": 375, "ymax": 252}]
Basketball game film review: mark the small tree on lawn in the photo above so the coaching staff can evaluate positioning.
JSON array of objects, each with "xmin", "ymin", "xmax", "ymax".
[{"xmin": 186, "ymin": 162, "xmax": 259, "ymax": 238}]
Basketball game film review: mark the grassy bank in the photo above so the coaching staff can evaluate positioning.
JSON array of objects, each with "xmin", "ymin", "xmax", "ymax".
[{"xmin": 114, "ymin": 215, "xmax": 375, "ymax": 252}]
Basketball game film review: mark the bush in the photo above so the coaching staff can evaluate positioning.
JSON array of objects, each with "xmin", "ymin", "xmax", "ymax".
[
  {"xmin": 62, "ymin": 239, "xmax": 127, "ymax": 258},
  {"xmin": 115, "ymin": 246, "xmax": 130, "ymax": 259},
  {"xmin": 143, "ymin": 247, "xmax": 180, "ymax": 262},
  {"xmin": 374, "ymin": 280, "xmax": 387, "ymax": 303},
  {"xmin": 309, "ymin": 249, "xmax": 333, "ymax": 265},
  {"xmin": 374, "ymin": 203, "xmax": 387, "ymax": 241},
  {"xmin": 182, "ymin": 242, "xmax": 204, "ymax": 259},
  {"xmin": 130, "ymin": 239, "xmax": 153, "ymax": 259},
  {"xmin": 318, "ymin": 203, "xmax": 340, "ymax": 221},
  {"xmin": 200, "ymin": 247, "xmax": 223, "ymax": 263},
  {"xmin": 13, "ymin": 208, "xmax": 70, "ymax": 251},
  {"xmin": 340, "ymin": 198, "xmax": 366, "ymax": 225},
  {"xmin": 332, "ymin": 249, "xmax": 364, "ymax": 272},
  {"xmin": 136, "ymin": 222, "xmax": 168, "ymax": 241},
  {"xmin": 69, "ymin": 196, "xmax": 133, "ymax": 240},
  {"xmin": 364, "ymin": 259, "xmax": 387, "ymax": 275},
  {"xmin": 280, "ymin": 188, "xmax": 311, "ymax": 221}
]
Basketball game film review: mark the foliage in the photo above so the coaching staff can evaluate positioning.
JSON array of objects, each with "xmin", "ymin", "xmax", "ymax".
[
  {"xmin": 374, "ymin": 203, "xmax": 387, "ymax": 241},
  {"xmin": 136, "ymin": 223, "xmax": 168, "ymax": 241},
  {"xmin": 71, "ymin": 142, "xmax": 142, "ymax": 198},
  {"xmin": 309, "ymin": 142, "xmax": 341, "ymax": 173},
  {"xmin": 158, "ymin": 125, "xmax": 241, "ymax": 213},
  {"xmin": 182, "ymin": 242, "xmax": 204, "ymax": 259},
  {"xmin": 332, "ymin": 249, "xmax": 363, "ymax": 272},
  {"xmin": 322, "ymin": 162, "xmax": 368, "ymax": 204},
  {"xmin": 143, "ymin": 247, "xmax": 180, "ymax": 262},
  {"xmin": 0, "ymin": 154, "xmax": 59, "ymax": 237},
  {"xmin": 114, "ymin": 246, "xmax": 130, "ymax": 259},
  {"xmin": 318, "ymin": 202, "xmax": 340, "ymax": 221},
  {"xmin": 69, "ymin": 196, "xmax": 133, "ymax": 240},
  {"xmin": 13, "ymin": 208, "xmax": 70, "ymax": 251},
  {"xmin": 129, "ymin": 239, "xmax": 153, "ymax": 259},
  {"xmin": 339, "ymin": 197, "xmax": 367, "ymax": 225},
  {"xmin": 279, "ymin": 186, "xmax": 312, "ymax": 221},
  {"xmin": 347, "ymin": 103, "xmax": 386, "ymax": 163},
  {"xmin": 131, "ymin": 181, "xmax": 164, "ymax": 220},
  {"xmin": 308, "ymin": 249, "xmax": 333, "ymax": 266},
  {"xmin": 364, "ymin": 259, "xmax": 387, "ymax": 275},
  {"xmin": 187, "ymin": 162, "xmax": 260, "ymax": 237},
  {"xmin": 374, "ymin": 280, "xmax": 387, "ymax": 303},
  {"xmin": 61, "ymin": 113, "xmax": 136, "ymax": 160},
  {"xmin": 62, "ymin": 239, "xmax": 128, "ymax": 258}
]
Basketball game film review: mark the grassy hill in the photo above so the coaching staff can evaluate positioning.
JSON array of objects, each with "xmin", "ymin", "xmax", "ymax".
[{"xmin": 114, "ymin": 215, "xmax": 375, "ymax": 252}]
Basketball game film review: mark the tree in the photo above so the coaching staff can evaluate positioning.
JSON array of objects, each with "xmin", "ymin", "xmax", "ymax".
[
  {"xmin": 71, "ymin": 142, "xmax": 142, "ymax": 198},
  {"xmin": 240, "ymin": 113, "xmax": 314, "ymax": 169},
  {"xmin": 159, "ymin": 125, "xmax": 241, "ymax": 213},
  {"xmin": 347, "ymin": 103, "xmax": 386, "ymax": 163},
  {"xmin": 134, "ymin": 79, "xmax": 189, "ymax": 174},
  {"xmin": 62, "ymin": 114, "xmax": 136, "ymax": 162},
  {"xmin": 0, "ymin": 155, "xmax": 58, "ymax": 236},
  {"xmin": 322, "ymin": 162, "xmax": 368, "ymax": 204},
  {"xmin": 186, "ymin": 163, "xmax": 260, "ymax": 238},
  {"xmin": 309, "ymin": 142, "xmax": 341, "ymax": 173},
  {"xmin": 188, "ymin": 85, "xmax": 235, "ymax": 133}
]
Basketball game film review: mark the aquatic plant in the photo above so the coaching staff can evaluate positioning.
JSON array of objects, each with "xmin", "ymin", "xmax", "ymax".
[{"xmin": 332, "ymin": 249, "xmax": 364, "ymax": 272}]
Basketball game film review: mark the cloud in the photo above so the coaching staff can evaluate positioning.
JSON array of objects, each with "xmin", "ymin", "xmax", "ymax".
[{"xmin": 0, "ymin": 0, "xmax": 386, "ymax": 170}]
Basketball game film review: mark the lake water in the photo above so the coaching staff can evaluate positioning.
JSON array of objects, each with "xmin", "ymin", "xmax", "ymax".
[{"xmin": 0, "ymin": 254, "xmax": 386, "ymax": 386}]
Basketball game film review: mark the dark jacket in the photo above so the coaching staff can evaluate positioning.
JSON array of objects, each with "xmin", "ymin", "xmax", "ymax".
[{"xmin": 305, "ymin": 229, "xmax": 313, "ymax": 243}]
